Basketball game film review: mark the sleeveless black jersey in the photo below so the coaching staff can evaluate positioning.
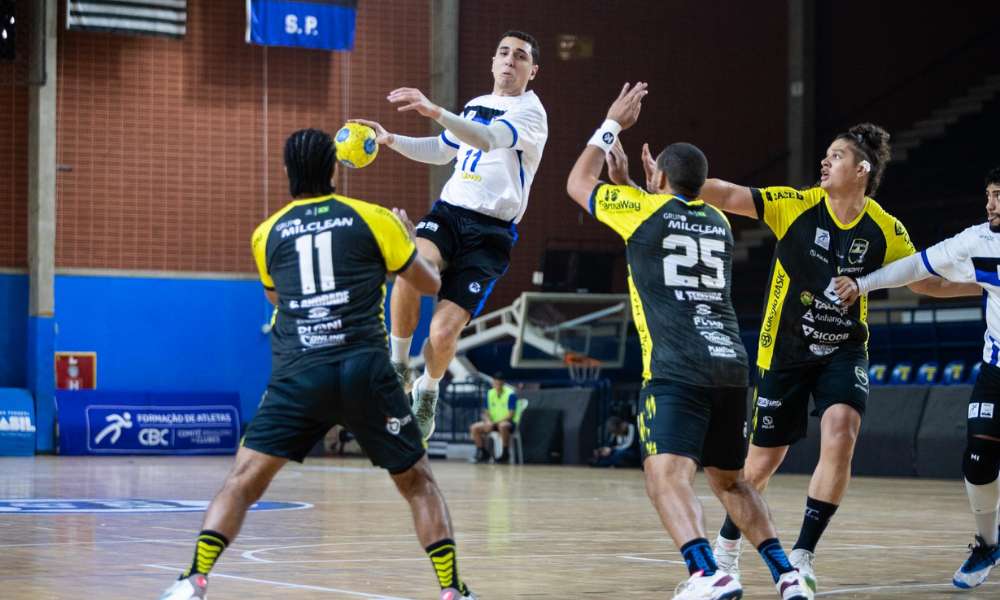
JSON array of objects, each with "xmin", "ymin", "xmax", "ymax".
[
  {"xmin": 251, "ymin": 194, "xmax": 416, "ymax": 379},
  {"xmin": 591, "ymin": 184, "xmax": 748, "ymax": 387},
  {"xmin": 751, "ymin": 186, "xmax": 915, "ymax": 370}
]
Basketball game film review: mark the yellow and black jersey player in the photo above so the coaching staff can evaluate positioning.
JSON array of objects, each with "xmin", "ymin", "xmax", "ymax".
[
  {"xmin": 655, "ymin": 122, "xmax": 980, "ymax": 593},
  {"xmin": 567, "ymin": 82, "xmax": 811, "ymax": 600},
  {"xmin": 156, "ymin": 129, "xmax": 480, "ymax": 600}
]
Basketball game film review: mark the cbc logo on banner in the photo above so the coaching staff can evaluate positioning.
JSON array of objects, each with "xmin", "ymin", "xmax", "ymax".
[{"xmin": 139, "ymin": 428, "xmax": 169, "ymax": 446}]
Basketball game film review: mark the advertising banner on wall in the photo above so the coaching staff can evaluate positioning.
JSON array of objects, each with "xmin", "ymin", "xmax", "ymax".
[
  {"xmin": 57, "ymin": 391, "xmax": 240, "ymax": 456},
  {"xmin": 0, "ymin": 389, "xmax": 37, "ymax": 456},
  {"xmin": 246, "ymin": 0, "xmax": 357, "ymax": 51}
]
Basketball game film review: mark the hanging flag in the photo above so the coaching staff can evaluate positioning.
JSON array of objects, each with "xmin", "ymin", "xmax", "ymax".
[
  {"xmin": 67, "ymin": 0, "xmax": 186, "ymax": 40},
  {"xmin": 247, "ymin": 0, "xmax": 357, "ymax": 51}
]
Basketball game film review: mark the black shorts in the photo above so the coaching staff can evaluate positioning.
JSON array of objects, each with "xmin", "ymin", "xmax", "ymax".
[
  {"xmin": 969, "ymin": 363, "xmax": 1000, "ymax": 439},
  {"xmin": 416, "ymin": 201, "xmax": 517, "ymax": 318},
  {"xmin": 638, "ymin": 380, "xmax": 748, "ymax": 470},
  {"xmin": 242, "ymin": 350, "xmax": 426, "ymax": 473},
  {"xmin": 750, "ymin": 348, "xmax": 869, "ymax": 447}
]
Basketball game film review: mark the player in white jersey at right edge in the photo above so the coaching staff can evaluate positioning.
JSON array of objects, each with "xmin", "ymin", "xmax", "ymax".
[
  {"xmin": 835, "ymin": 167, "xmax": 1000, "ymax": 589},
  {"xmin": 352, "ymin": 30, "xmax": 548, "ymax": 438}
]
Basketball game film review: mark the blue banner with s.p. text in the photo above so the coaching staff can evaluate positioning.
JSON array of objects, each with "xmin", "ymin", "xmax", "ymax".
[{"xmin": 247, "ymin": 0, "xmax": 357, "ymax": 51}]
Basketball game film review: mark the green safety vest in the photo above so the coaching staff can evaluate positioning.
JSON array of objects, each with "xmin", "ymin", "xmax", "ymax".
[{"xmin": 487, "ymin": 386, "xmax": 517, "ymax": 423}]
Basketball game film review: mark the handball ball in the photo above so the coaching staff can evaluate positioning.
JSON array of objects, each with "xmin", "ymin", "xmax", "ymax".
[{"xmin": 335, "ymin": 123, "xmax": 379, "ymax": 169}]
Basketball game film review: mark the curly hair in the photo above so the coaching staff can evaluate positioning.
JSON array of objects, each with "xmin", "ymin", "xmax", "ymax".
[{"xmin": 835, "ymin": 123, "xmax": 891, "ymax": 197}]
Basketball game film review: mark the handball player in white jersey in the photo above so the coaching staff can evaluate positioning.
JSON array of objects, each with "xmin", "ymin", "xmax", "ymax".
[
  {"xmin": 836, "ymin": 167, "xmax": 1000, "ymax": 589},
  {"xmin": 353, "ymin": 30, "xmax": 548, "ymax": 438}
]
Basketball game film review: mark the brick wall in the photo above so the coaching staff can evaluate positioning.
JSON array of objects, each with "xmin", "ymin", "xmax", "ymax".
[
  {"xmin": 53, "ymin": 0, "xmax": 431, "ymax": 272},
  {"xmin": 3, "ymin": 0, "xmax": 994, "ymax": 290}
]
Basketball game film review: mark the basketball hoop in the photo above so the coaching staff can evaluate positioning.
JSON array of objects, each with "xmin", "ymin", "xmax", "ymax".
[{"xmin": 565, "ymin": 352, "xmax": 602, "ymax": 384}]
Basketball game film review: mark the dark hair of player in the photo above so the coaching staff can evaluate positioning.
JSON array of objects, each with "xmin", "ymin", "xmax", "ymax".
[
  {"xmin": 656, "ymin": 142, "xmax": 709, "ymax": 198},
  {"xmin": 493, "ymin": 371, "xmax": 505, "ymax": 381},
  {"xmin": 835, "ymin": 123, "xmax": 891, "ymax": 197},
  {"xmin": 498, "ymin": 30, "xmax": 539, "ymax": 64},
  {"xmin": 986, "ymin": 166, "xmax": 1000, "ymax": 189},
  {"xmin": 284, "ymin": 128, "xmax": 336, "ymax": 198}
]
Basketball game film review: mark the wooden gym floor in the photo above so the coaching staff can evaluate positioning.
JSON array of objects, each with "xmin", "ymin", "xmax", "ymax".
[{"xmin": 1, "ymin": 455, "xmax": 997, "ymax": 599}]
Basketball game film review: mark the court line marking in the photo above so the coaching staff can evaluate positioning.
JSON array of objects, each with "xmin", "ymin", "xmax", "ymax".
[
  {"xmin": 816, "ymin": 581, "xmax": 1000, "ymax": 595},
  {"xmin": 0, "ymin": 527, "xmax": 975, "ymax": 550},
  {"xmin": 291, "ymin": 467, "xmax": 382, "ymax": 473},
  {"xmin": 617, "ymin": 555, "xmax": 686, "ymax": 565},
  {"xmin": 239, "ymin": 541, "xmax": 972, "ymax": 565},
  {"xmin": 240, "ymin": 549, "xmax": 690, "ymax": 564},
  {"xmin": 143, "ymin": 564, "xmax": 418, "ymax": 600}
]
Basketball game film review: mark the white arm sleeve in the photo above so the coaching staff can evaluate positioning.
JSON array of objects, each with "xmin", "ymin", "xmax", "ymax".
[
  {"xmin": 435, "ymin": 108, "xmax": 515, "ymax": 152},
  {"xmin": 921, "ymin": 229, "xmax": 977, "ymax": 283},
  {"xmin": 388, "ymin": 134, "xmax": 458, "ymax": 165},
  {"xmin": 856, "ymin": 252, "xmax": 932, "ymax": 294}
]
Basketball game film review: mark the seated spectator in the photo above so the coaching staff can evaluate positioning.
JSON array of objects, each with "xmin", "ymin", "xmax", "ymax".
[
  {"xmin": 470, "ymin": 373, "xmax": 518, "ymax": 463},
  {"xmin": 589, "ymin": 416, "xmax": 639, "ymax": 468}
]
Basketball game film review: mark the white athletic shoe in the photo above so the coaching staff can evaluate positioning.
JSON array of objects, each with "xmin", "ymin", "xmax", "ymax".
[
  {"xmin": 788, "ymin": 549, "xmax": 817, "ymax": 596},
  {"xmin": 672, "ymin": 571, "xmax": 742, "ymax": 599},
  {"xmin": 157, "ymin": 575, "xmax": 208, "ymax": 600},
  {"xmin": 713, "ymin": 534, "xmax": 743, "ymax": 581},
  {"xmin": 953, "ymin": 534, "xmax": 1000, "ymax": 588},
  {"xmin": 410, "ymin": 375, "xmax": 438, "ymax": 440},
  {"xmin": 776, "ymin": 570, "xmax": 812, "ymax": 600},
  {"xmin": 440, "ymin": 586, "xmax": 477, "ymax": 600}
]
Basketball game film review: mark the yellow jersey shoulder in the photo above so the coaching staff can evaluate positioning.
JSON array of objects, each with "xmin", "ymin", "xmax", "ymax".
[
  {"xmin": 335, "ymin": 195, "xmax": 417, "ymax": 273},
  {"xmin": 866, "ymin": 197, "xmax": 915, "ymax": 263},
  {"xmin": 592, "ymin": 184, "xmax": 670, "ymax": 241}
]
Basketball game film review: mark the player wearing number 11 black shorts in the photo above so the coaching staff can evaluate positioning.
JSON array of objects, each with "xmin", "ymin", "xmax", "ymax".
[{"xmin": 156, "ymin": 129, "xmax": 477, "ymax": 600}]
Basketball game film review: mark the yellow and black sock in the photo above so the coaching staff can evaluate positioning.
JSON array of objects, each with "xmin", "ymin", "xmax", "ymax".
[
  {"xmin": 425, "ymin": 538, "xmax": 468, "ymax": 594},
  {"xmin": 182, "ymin": 530, "xmax": 230, "ymax": 578}
]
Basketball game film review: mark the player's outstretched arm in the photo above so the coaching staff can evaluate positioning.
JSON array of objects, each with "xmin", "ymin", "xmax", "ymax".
[
  {"xmin": 906, "ymin": 277, "xmax": 981, "ymax": 298},
  {"xmin": 348, "ymin": 118, "xmax": 456, "ymax": 166},
  {"xmin": 834, "ymin": 252, "xmax": 979, "ymax": 306},
  {"xmin": 388, "ymin": 87, "xmax": 514, "ymax": 153},
  {"xmin": 699, "ymin": 178, "xmax": 758, "ymax": 219},
  {"xmin": 567, "ymin": 145, "xmax": 609, "ymax": 210},
  {"xmin": 567, "ymin": 82, "xmax": 648, "ymax": 210},
  {"xmin": 397, "ymin": 254, "xmax": 441, "ymax": 297}
]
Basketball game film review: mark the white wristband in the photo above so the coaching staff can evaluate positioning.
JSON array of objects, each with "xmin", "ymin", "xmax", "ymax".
[{"xmin": 587, "ymin": 119, "xmax": 622, "ymax": 153}]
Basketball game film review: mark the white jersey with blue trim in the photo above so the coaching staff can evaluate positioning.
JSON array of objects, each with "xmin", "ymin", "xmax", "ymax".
[
  {"xmin": 439, "ymin": 91, "xmax": 547, "ymax": 224},
  {"xmin": 922, "ymin": 222, "xmax": 1000, "ymax": 364}
]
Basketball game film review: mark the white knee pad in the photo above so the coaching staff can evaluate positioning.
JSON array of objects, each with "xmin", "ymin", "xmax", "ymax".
[{"xmin": 966, "ymin": 477, "xmax": 1000, "ymax": 514}]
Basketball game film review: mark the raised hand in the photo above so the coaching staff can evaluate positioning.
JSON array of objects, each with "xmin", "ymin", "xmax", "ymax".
[
  {"xmin": 606, "ymin": 139, "xmax": 632, "ymax": 186},
  {"xmin": 606, "ymin": 82, "xmax": 648, "ymax": 131},
  {"xmin": 347, "ymin": 119, "xmax": 394, "ymax": 145},
  {"xmin": 393, "ymin": 208, "xmax": 417, "ymax": 242},
  {"xmin": 387, "ymin": 88, "xmax": 442, "ymax": 119},
  {"xmin": 834, "ymin": 276, "xmax": 860, "ymax": 306},
  {"xmin": 641, "ymin": 143, "xmax": 657, "ymax": 192}
]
